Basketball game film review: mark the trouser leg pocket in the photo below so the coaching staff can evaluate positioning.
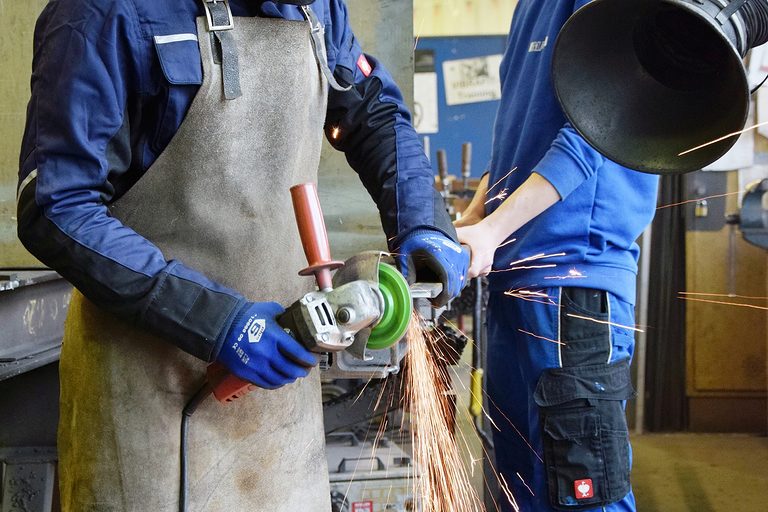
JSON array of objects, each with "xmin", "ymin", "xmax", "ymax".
[{"xmin": 534, "ymin": 359, "xmax": 634, "ymax": 510}]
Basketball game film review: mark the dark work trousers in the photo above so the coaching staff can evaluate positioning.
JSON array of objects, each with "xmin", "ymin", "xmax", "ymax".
[{"xmin": 487, "ymin": 287, "xmax": 636, "ymax": 512}]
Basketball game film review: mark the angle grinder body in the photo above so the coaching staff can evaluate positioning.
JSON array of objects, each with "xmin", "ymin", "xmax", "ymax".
[{"xmin": 209, "ymin": 258, "xmax": 418, "ymax": 402}]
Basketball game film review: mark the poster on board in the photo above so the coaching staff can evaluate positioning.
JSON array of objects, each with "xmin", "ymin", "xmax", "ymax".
[{"xmin": 442, "ymin": 54, "xmax": 503, "ymax": 106}]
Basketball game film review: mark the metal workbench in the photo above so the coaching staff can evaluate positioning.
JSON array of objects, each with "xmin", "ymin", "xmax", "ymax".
[{"xmin": 0, "ymin": 270, "xmax": 71, "ymax": 512}]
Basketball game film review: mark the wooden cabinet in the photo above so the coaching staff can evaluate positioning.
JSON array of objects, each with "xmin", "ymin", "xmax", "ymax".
[{"xmin": 686, "ymin": 172, "xmax": 767, "ymax": 432}]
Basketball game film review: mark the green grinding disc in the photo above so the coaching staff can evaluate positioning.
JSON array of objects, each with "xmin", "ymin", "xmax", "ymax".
[{"xmin": 367, "ymin": 262, "xmax": 412, "ymax": 350}]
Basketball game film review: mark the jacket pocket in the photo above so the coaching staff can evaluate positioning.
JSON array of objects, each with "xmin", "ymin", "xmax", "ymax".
[
  {"xmin": 535, "ymin": 359, "xmax": 634, "ymax": 510},
  {"xmin": 153, "ymin": 35, "xmax": 203, "ymax": 85},
  {"xmin": 149, "ymin": 35, "xmax": 203, "ymax": 155}
]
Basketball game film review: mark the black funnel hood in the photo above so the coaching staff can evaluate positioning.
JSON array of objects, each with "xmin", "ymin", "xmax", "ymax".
[{"xmin": 552, "ymin": 0, "xmax": 768, "ymax": 174}]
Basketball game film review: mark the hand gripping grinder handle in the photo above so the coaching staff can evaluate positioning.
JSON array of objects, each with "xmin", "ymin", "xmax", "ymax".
[{"xmin": 208, "ymin": 183, "xmax": 351, "ymax": 403}]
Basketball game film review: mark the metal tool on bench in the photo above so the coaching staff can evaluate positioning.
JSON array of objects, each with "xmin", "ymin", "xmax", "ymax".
[
  {"xmin": 208, "ymin": 182, "xmax": 440, "ymax": 402},
  {"xmin": 437, "ymin": 149, "xmax": 452, "ymax": 199},
  {"xmin": 734, "ymin": 178, "xmax": 768, "ymax": 250},
  {"xmin": 460, "ymin": 142, "xmax": 472, "ymax": 193}
]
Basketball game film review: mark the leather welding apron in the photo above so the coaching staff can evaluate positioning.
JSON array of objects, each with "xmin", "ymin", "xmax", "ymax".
[{"xmin": 58, "ymin": 14, "xmax": 330, "ymax": 512}]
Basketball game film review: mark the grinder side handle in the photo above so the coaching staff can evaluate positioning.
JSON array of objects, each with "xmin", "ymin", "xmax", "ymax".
[{"xmin": 290, "ymin": 183, "xmax": 343, "ymax": 291}]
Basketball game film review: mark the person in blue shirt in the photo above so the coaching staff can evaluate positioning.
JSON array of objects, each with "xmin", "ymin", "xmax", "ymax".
[
  {"xmin": 456, "ymin": 0, "xmax": 658, "ymax": 510},
  {"xmin": 16, "ymin": 0, "xmax": 467, "ymax": 509}
]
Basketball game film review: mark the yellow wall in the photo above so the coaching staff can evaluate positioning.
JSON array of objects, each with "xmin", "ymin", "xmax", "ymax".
[
  {"xmin": 414, "ymin": 0, "xmax": 517, "ymax": 37},
  {"xmin": 1, "ymin": 1, "xmax": 48, "ymax": 267}
]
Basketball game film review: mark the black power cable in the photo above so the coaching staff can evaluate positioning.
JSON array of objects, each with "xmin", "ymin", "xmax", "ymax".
[{"xmin": 179, "ymin": 382, "xmax": 212, "ymax": 512}]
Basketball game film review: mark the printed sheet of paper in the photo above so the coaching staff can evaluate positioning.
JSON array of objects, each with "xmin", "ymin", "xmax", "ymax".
[{"xmin": 442, "ymin": 55, "xmax": 503, "ymax": 106}]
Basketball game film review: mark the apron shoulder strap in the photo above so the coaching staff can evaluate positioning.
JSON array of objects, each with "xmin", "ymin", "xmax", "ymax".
[
  {"xmin": 300, "ymin": 5, "xmax": 353, "ymax": 92},
  {"xmin": 202, "ymin": 0, "xmax": 242, "ymax": 100}
]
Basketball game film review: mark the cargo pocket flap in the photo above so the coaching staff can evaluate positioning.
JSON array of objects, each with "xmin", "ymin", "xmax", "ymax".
[
  {"xmin": 154, "ymin": 35, "xmax": 203, "ymax": 85},
  {"xmin": 534, "ymin": 359, "xmax": 635, "ymax": 407},
  {"xmin": 543, "ymin": 410, "xmax": 599, "ymax": 440}
]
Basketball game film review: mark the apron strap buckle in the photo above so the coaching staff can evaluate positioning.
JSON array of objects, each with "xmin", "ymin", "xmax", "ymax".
[
  {"xmin": 302, "ymin": 6, "xmax": 324, "ymax": 36},
  {"xmin": 203, "ymin": 0, "xmax": 234, "ymax": 32}
]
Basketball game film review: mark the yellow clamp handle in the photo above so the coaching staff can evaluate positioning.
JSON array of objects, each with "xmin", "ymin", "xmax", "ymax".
[{"xmin": 469, "ymin": 368, "xmax": 484, "ymax": 418}]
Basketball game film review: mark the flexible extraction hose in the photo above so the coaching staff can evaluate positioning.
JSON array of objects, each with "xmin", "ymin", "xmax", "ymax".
[{"xmin": 738, "ymin": 0, "xmax": 768, "ymax": 49}]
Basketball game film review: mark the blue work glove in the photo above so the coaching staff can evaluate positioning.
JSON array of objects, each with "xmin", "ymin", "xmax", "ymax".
[
  {"xmin": 394, "ymin": 229, "xmax": 470, "ymax": 307},
  {"xmin": 217, "ymin": 302, "xmax": 318, "ymax": 390}
]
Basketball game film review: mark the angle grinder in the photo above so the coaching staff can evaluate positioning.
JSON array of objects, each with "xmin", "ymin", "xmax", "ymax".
[{"xmin": 207, "ymin": 183, "xmax": 416, "ymax": 402}]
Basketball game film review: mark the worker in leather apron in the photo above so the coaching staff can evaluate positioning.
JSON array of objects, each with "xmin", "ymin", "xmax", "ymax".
[{"xmin": 17, "ymin": 1, "xmax": 469, "ymax": 510}]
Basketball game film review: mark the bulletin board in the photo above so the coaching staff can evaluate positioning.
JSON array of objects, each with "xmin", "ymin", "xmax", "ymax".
[{"xmin": 413, "ymin": 35, "xmax": 508, "ymax": 178}]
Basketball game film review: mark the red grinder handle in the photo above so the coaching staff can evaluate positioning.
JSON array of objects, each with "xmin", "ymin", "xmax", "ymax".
[
  {"xmin": 207, "ymin": 362, "xmax": 253, "ymax": 403},
  {"xmin": 290, "ymin": 183, "xmax": 343, "ymax": 290}
]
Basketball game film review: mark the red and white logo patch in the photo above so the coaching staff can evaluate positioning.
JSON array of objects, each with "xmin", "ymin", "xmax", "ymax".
[
  {"xmin": 357, "ymin": 54, "xmax": 372, "ymax": 77},
  {"xmin": 574, "ymin": 479, "xmax": 594, "ymax": 499},
  {"xmin": 352, "ymin": 501, "xmax": 373, "ymax": 512}
]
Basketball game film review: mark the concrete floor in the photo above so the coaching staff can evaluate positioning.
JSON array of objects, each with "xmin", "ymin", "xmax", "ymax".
[{"xmin": 632, "ymin": 433, "xmax": 768, "ymax": 512}]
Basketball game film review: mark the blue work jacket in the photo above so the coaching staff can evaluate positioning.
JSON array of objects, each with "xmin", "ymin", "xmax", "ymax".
[{"xmin": 485, "ymin": 0, "xmax": 659, "ymax": 304}]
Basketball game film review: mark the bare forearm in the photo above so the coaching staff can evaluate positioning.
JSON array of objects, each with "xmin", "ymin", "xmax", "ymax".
[
  {"xmin": 456, "ymin": 172, "xmax": 559, "ymax": 278},
  {"xmin": 479, "ymin": 172, "xmax": 560, "ymax": 246}
]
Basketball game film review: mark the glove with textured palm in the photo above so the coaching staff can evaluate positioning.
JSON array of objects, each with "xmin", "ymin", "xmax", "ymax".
[
  {"xmin": 394, "ymin": 229, "xmax": 470, "ymax": 307},
  {"xmin": 217, "ymin": 301, "xmax": 318, "ymax": 390}
]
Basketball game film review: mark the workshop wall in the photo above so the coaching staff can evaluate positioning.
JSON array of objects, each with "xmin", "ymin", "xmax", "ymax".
[
  {"xmin": 317, "ymin": 0, "xmax": 415, "ymax": 260},
  {"xmin": 414, "ymin": 0, "xmax": 517, "ymax": 36},
  {"xmin": 0, "ymin": 1, "xmax": 48, "ymax": 267},
  {"xmin": 410, "ymin": 3, "xmax": 515, "ymax": 179},
  {"xmin": 413, "ymin": 36, "xmax": 507, "ymax": 179}
]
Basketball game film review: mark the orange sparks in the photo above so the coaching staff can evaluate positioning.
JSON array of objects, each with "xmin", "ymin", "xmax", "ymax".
[
  {"xmin": 656, "ymin": 190, "xmax": 742, "ymax": 210},
  {"xmin": 678, "ymin": 121, "xmax": 768, "ymax": 156},
  {"xmin": 487, "ymin": 167, "xmax": 518, "ymax": 194},
  {"xmin": 679, "ymin": 291, "xmax": 768, "ymax": 301},
  {"xmin": 677, "ymin": 296, "xmax": 768, "ymax": 311},
  {"xmin": 491, "ymin": 264, "xmax": 557, "ymax": 273},
  {"xmin": 414, "ymin": 16, "xmax": 425, "ymax": 51},
  {"xmin": 504, "ymin": 288, "xmax": 557, "ymax": 306},
  {"xmin": 485, "ymin": 394, "xmax": 543, "ymax": 463},
  {"xmin": 517, "ymin": 472, "xmax": 535, "ymax": 497},
  {"xmin": 565, "ymin": 313, "xmax": 645, "ymax": 332},
  {"xmin": 511, "ymin": 289, "xmax": 550, "ymax": 298},
  {"xmin": 545, "ymin": 268, "xmax": 586, "ymax": 280},
  {"xmin": 485, "ymin": 188, "xmax": 509, "ymax": 205},
  {"xmin": 508, "ymin": 252, "xmax": 566, "ymax": 267},
  {"xmin": 330, "ymin": 126, "xmax": 341, "ymax": 139},
  {"xmin": 405, "ymin": 315, "xmax": 485, "ymax": 512},
  {"xmin": 499, "ymin": 474, "xmax": 521, "ymax": 511},
  {"xmin": 518, "ymin": 328, "xmax": 566, "ymax": 346}
]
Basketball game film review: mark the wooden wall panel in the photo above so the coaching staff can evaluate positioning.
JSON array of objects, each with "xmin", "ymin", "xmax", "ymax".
[{"xmin": 686, "ymin": 172, "xmax": 767, "ymax": 398}]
